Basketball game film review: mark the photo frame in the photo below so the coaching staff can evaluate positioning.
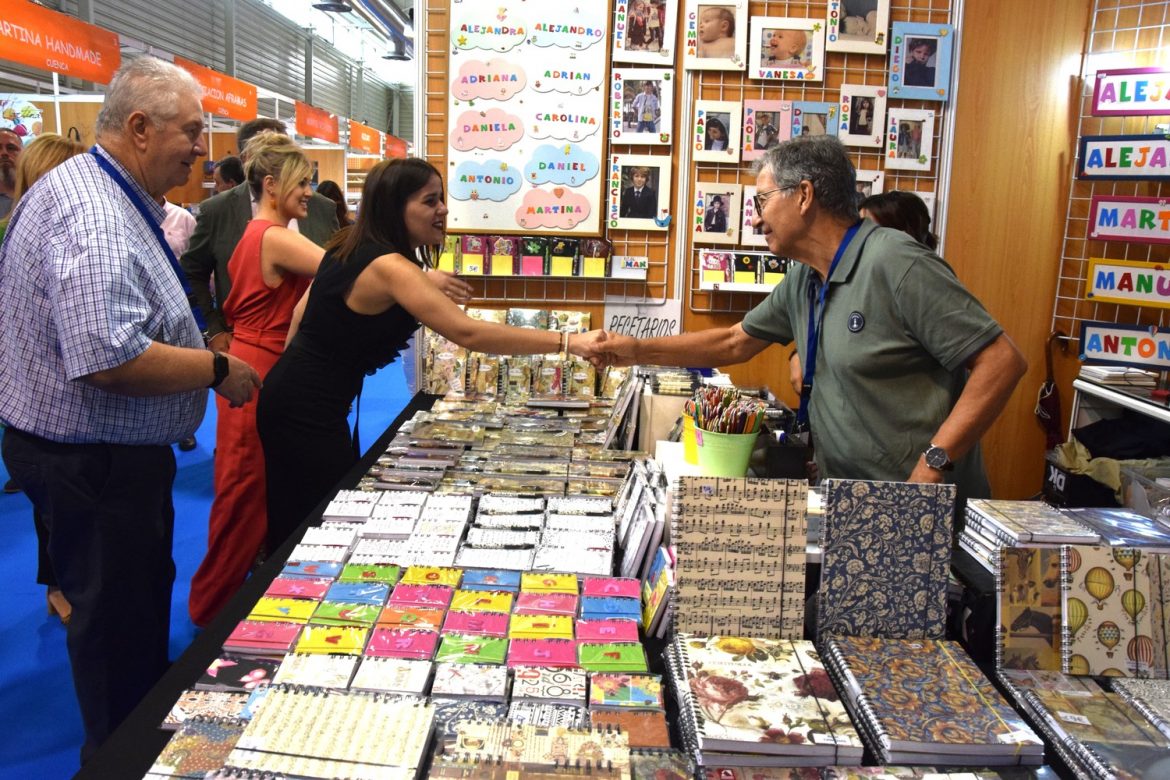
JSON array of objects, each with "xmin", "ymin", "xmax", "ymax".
[
  {"xmin": 611, "ymin": 68, "xmax": 674, "ymax": 145},
  {"xmin": 693, "ymin": 182, "xmax": 742, "ymax": 245},
  {"xmin": 748, "ymin": 17, "xmax": 825, "ymax": 81},
  {"xmin": 742, "ymin": 100, "xmax": 792, "ymax": 161},
  {"xmin": 699, "ymin": 249, "xmax": 734, "ymax": 287},
  {"xmin": 838, "ymin": 84, "xmax": 886, "ymax": 147},
  {"xmin": 888, "ymin": 22, "xmax": 954, "ymax": 101},
  {"xmin": 854, "ymin": 169, "xmax": 885, "ymax": 201},
  {"xmin": 913, "ymin": 190, "xmax": 937, "ymax": 220},
  {"xmin": 693, "ymin": 100, "xmax": 742, "ymax": 163},
  {"xmin": 608, "ymin": 154, "xmax": 673, "ymax": 231},
  {"xmin": 791, "ymin": 101, "xmax": 838, "ymax": 138},
  {"xmin": 884, "ymin": 108, "xmax": 934, "ymax": 171},
  {"xmin": 683, "ymin": 0, "xmax": 748, "ymax": 71},
  {"xmin": 613, "ymin": 0, "xmax": 678, "ymax": 65},
  {"xmin": 740, "ymin": 185, "xmax": 768, "ymax": 247},
  {"xmin": 825, "ymin": 0, "xmax": 889, "ymax": 55}
]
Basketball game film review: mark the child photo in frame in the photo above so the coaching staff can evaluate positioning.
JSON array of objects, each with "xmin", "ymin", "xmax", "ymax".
[
  {"xmin": 750, "ymin": 17, "xmax": 824, "ymax": 80},
  {"xmin": 791, "ymin": 101, "xmax": 838, "ymax": 137},
  {"xmin": 743, "ymin": 100, "xmax": 792, "ymax": 161},
  {"xmin": 838, "ymin": 84, "xmax": 886, "ymax": 147},
  {"xmin": 684, "ymin": 0, "xmax": 747, "ymax": 71},
  {"xmin": 614, "ymin": 0, "xmax": 677, "ymax": 64},
  {"xmin": 825, "ymin": 0, "xmax": 889, "ymax": 54},
  {"xmin": 608, "ymin": 153, "xmax": 672, "ymax": 231},
  {"xmin": 611, "ymin": 68, "xmax": 673, "ymax": 144},
  {"xmin": 693, "ymin": 100, "xmax": 742, "ymax": 162},
  {"xmin": 884, "ymin": 108, "xmax": 935, "ymax": 171},
  {"xmin": 854, "ymin": 169, "xmax": 885, "ymax": 201},
  {"xmin": 693, "ymin": 182, "xmax": 741, "ymax": 245},
  {"xmin": 889, "ymin": 22, "xmax": 954, "ymax": 101}
]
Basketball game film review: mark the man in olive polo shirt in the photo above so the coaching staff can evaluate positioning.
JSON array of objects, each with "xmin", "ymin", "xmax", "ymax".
[{"xmin": 601, "ymin": 135, "xmax": 1027, "ymax": 497}]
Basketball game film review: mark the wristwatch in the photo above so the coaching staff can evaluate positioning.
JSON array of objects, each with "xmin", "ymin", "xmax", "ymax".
[
  {"xmin": 923, "ymin": 443, "xmax": 954, "ymax": 472},
  {"xmin": 208, "ymin": 352, "xmax": 229, "ymax": 389}
]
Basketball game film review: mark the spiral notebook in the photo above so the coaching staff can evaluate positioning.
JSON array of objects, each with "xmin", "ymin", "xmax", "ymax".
[
  {"xmin": 965, "ymin": 499, "xmax": 1101, "ymax": 545},
  {"xmin": 818, "ymin": 479, "xmax": 954, "ymax": 645},
  {"xmin": 147, "ymin": 717, "xmax": 246, "ymax": 778},
  {"xmin": 824, "ymin": 635, "xmax": 1042, "ymax": 765},
  {"xmin": 1060, "ymin": 544, "xmax": 1151, "ymax": 677},
  {"xmin": 997, "ymin": 546, "xmax": 1064, "ymax": 671},
  {"xmin": 1111, "ymin": 678, "xmax": 1170, "ymax": 740}
]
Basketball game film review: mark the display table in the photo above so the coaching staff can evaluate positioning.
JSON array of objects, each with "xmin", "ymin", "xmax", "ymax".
[{"xmin": 75, "ymin": 392, "xmax": 438, "ymax": 780}]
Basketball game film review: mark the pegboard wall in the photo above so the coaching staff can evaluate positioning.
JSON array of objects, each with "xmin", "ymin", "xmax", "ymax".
[
  {"xmin": 1051, "ymin": 0, "xmax": 1170, "ymax": 344},
  {"xmin": 422, "ymin": 0, "xmax": 956, "ymax": 311}
]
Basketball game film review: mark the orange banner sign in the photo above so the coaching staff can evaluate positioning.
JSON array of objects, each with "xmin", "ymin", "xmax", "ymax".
[
  {"xmin": 1, "ymin": 1, "xmax": 121, "ymax": 84},
  {"xmin": 295, "ymin": 101, "xmax": 339, "ymax": 144},
  {"xmin": 348, "ymin": 119, "xmax": 381, "ymax": 155},
  {"xmin": 384, "ymin": 133, "xmax": 408, "ymax": 159},
  {"xmin": 174, "ymin": 57, "xmax": 257, "ymax": 122}
]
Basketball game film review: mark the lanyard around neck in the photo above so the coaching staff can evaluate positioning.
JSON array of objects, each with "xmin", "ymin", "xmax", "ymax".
[
  {"xmin": 796, "ymin": 220, "xmax": 863, "ymax": 425},
  {"xmin": 88, "ymin": 148, "xmax": 207, "ymax": 333}
]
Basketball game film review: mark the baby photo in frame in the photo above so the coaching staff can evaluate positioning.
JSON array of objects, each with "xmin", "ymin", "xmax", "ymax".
[
  {"xmin": 613, "ymin": 0, "xmax": 677, "ymax": 65},
  {"xmin": 693, "ymin": 182, "xmax": 742, "ymax": 245},
  {"xmin": 884, "ymin": 108, "xmax": 934, "ymax": 171},
  {"xmin": 888, "ymin": 22, "xmax": 954, "ymax": 101},
  {"xmin": 683, "ymin": 0, "xmax": 747, "ymax": 71},
  {"xmin": 693, "ymin": 100, "xmax": 742, "ymax": 163},
  {"xmin": 611, "ymin": 68, "xmax": 674, "ymax": 145},
  {"xmin": 740, "ymin": 184, "xmax": 768, "ymax": 247},
  {"xmin": 742, "ymin": 100, "xmax": 792, "ymax": 161},
  {"xmin": 825, "ymin": 0, "xmax": 889, "ymax": 55},
  {"xmin": 791, "ymin": 101, "xmax": 838, "ymax": 137},
  {"xmin": 838, "ymin": 84, "xmax": 886, "ymax": 147},
  {"xmin": 609, "ymin": 154, "xmax": 672, "ymax": 231},
  {"xmin": 854, "ymin": 168, "xmax": 885, "ymax": 201},
  {"xmin": 749, "ymin": 17, "xmax": 825, "ymax": 81}
]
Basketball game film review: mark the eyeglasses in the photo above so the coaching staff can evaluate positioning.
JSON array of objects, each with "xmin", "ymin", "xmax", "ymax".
[{"xmin": 753, "ymin": 185, "xmax": 795, "ymax": 213}]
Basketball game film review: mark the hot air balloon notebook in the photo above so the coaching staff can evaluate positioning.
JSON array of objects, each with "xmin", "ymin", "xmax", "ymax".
[
  {"xmin": 1061, "ymin": 544, "xmax": 1153, "ymax": 677},
  {"xmin": 997, "ymin": 546, "xmax": 1064, "ymax": 671}
]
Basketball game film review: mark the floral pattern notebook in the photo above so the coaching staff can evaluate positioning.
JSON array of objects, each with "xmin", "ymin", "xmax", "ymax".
[{"xmin": 818, "ymin": 480, "xmax": 955, "ymax": 645}]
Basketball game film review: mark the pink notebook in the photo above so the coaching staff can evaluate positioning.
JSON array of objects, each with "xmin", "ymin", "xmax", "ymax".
[
  {"xmin": 506, "ymin": 638, "xmax": 579, "ymax": 668},
  {"xmin": 264, "ymin": 577, "xmax": 332, "ymax": 601},
  {"xmin": 582, "ymin": 577, "xmax": 641, "ymax": 599},
  {"xmin": 575, "ymin": 618, "xmax": 640, "ymax": 643},
  {"xmin": 442, "ymin": 610, "xmax": 510, "ymax": 637},
  {"xmin": 389, "ymin": 584, "xmax": 454, "ymax": 609},
  {"xmin": 364, "ymin": 627, "xmax": 439, "ymax": 660},
  {"xmin": 514, "ymin": 592, "xmax": 578, "ymax": 616},
  {"xmin": 223, "ymin": 620, "xmax": 302, "ymax": 657}
]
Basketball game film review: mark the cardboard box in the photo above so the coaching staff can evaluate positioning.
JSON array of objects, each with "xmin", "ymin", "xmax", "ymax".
[{"xmin": 1042, "ymin": 455, "xmax": 1118, "ymax": 508}]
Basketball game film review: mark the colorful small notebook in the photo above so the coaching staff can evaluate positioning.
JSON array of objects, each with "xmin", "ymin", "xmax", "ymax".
[
  {"xmin": 520, "ymin": 572, "xmax": 579, "ymax": 594},
  {"xmin": 223, "ymin": 620, "xmax": 302, "ymax": 657},
  {"xmin": 434, "ymin": 633, "xmax": 509, "ymax": 665},
  {"xmin": 590, "ymin": 709, "xmax": 671, "ymax": 748},
  {"xmin": 514, "ymin": 591, "xmax": 579, "ymax": 616},
  {"xmin": 309, "ymin": 601, "xmax": 381, "ymax": 627},
  {"xmin": 508, "ymin": 613, "xmax": 574, "ymax": 640},
  {"xmin": 389, "ymin": 583, "xmax": 455, "ymax": 609},
  {"xmin": 442, "ymin": 610, "xmax": 509, "ymax": 637},
  {"xmin": 147, "ymin": 718, "xmax": 245, "ymax": 777},
  {"xmin": 196, "ymin": 655, "xmax": 279, "ymax": 692},
  {"xmin": 293, "ymin": 624, "xmax": 368, "ymax": 655},
  {"xmin": 507, "ymin": 638, "xmax": 579, "ymax": 668},
  {"xmin": 401, "ymin": 565, "xmax": 464, "ymax": 587},
  {"xmin": 576, "ymin": 618, "xmax": 640, "ymax": 643},
  {"xmin": 280, "ymin": 560, "xmax": 342, "ymax": 579},
  {"xmin": 272, "ymin": 652, "xmax": 358, "ymax": 689},
  {"xmin": 461, "ymin": 568, "xmax": 521, "ymax": 592},
  {"xmin": 431, "ymin": 662, "xmax": 510, "ymax": 699},
  {"xmin": 263, "ymin": 577, "xmax": 332, "ymax": 601},
  {"xmin": 364, "ymin": 627, "xmax": 439, "ymax": 660},
  {"xmin": 449, "ymin": 589, "xmax": 514, "ymax": 614},
  {"xmin": 578, "ymin": 641, "xmax": 648, "ymax": 672},
  {"xmin": 163, "ymin": 690, "xmax": 250, "ymax": 729},
  {"xmin": 339, "ymin": 563, "xmax": 400, "ymax": 584},
  {"xmin": 582, "ymin": 576, "xmax": 641, "ymax": 599},
  {"xmin": 349, "ymin": 657, "xmax": 432, "ymax": 694},
  {"xmin": 377, "ymin": 605, "xmax": 445, "ymax": 631},
  {"xmin": 588, "ymin": 673, "xmax": 664, "ymax": 710},
  {"xmin": 246, "ymin": 597, "xmax": 316, "ymax": 624},
  {"xmin": 324, "ymin": 581, "xmax": 390, "ymax": 606},
  {"xmin": 580, "ymin": 596, "xmax": 642, "ymax": 622},
  {"xmin": 511, "ymin": 666, "xmax": 588, "ymax": 706}
]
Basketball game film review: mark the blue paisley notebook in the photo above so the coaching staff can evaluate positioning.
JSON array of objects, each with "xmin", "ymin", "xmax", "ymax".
[{"xmin": 818, "ymin": 480, "xmax": 955, "ymax": 645}]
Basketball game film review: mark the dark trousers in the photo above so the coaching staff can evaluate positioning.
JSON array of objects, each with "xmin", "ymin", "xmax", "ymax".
[{"xmin": 2, "ymin": 429, "xmax": 176, "ymax": 763}]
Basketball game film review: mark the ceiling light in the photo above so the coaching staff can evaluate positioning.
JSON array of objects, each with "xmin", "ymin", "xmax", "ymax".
[
  {"xmin": 313, "ymin": 2, "xmax": 353, "ymax": 12},
  {"xmin": 382, "ymin": 37, "xmax": 410, "ymax": 61}
]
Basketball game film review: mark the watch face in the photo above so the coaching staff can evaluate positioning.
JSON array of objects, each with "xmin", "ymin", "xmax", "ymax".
[{"xmin": 926, "ymin": 446, "xmax": 949, "ymax": 469}]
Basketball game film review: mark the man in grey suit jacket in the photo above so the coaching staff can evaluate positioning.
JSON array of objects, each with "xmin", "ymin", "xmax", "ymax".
[{"xmin": 181, "ymin": 118, "xmax": 339, "ymax": 355}]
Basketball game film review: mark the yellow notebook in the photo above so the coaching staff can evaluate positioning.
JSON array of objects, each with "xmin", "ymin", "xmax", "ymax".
[
  {"xmin": 549, "ymin": 255, "xmax": 575, "ymax": 276},
  {"xmin": 490, "ymin": 254, "xmax": 514, "ymax": 276},
  {"xmin": 582, "ymin": 257, "xmax": 606, "ymax": 278},
  {"xmin": 294, "ymin": 625, "xmax": 368, "ymax": 655},
  {"xmin": 521, "ymin": 572, "xmax": 578, "ymax": 594},
  {"xmin": 401, "ymin": 566, "xmax": 463, "ymax": 587},
  {"xmin": 508, "ymin": 613, "xmax": 574, "ymax": 640},
  {"xmin": 449, "ymin": 589, "xmax": 514, "ymax": 614},
  {"xmin": 247, "ymin": 597, "xmax": 316, "ymax": 624}
]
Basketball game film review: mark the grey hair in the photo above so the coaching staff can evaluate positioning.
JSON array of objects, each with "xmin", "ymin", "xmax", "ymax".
[
  {"xmin": 95, "ymin": 56, "xmax": 202, "ymax": 136},
  {"xmin": 753, "ymin": 135, "xmax": 859, "ymax": 222}
]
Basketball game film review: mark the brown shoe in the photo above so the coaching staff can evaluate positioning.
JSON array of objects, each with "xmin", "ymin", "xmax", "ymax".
[{"xmin": 46, "ymin": 588, "xmax": 72, "ymax": 625}]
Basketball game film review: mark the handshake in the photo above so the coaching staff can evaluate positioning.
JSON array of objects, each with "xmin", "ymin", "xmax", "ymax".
[{"xmin": 566, "ymin": 329, "xmax": 637, "ymax": 369}]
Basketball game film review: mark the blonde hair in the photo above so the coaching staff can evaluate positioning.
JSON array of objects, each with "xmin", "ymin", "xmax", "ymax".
[
  {"xmin": 242, "ymin": 133, "xmax": 312, "ymax": 208},
  {"xmin": 13, "ymin": 133, "xmax": 86, "ymax": 201}
]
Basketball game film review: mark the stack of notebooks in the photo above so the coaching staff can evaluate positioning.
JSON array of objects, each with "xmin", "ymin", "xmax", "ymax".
[
  {"xmin": 824, "ymin": 636, "xmax": 1043, "ymax": 766},
  {"xmin": 1000, "ymin": 670, "xmax": 1170, "ymax": 779},
  {"xmin": 1079, "ymin": 365, "xmax": 1158, "ymax": 387},
  {"xmin": 665, "ymin": 632, "xmax": 863, "ymax": 767},
  {"xmin": 434, "ymin": 719, "xmax": 632, "ymax": 776},
  {"xmin": 587, "ymin": 672, "xmax": 672, "ymax": 749},
  {"xmin": 962, "ymin": 499, "xmax": 1103, "ymax": 572}
]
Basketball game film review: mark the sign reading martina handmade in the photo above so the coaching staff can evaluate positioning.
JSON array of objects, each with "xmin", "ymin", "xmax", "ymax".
[
  {"xmin": 1085, "ymin": 257, "xmax": 1170, "ymax": 309},
  {"xmin": 295, "ymin": 101, "xmax": 339, "ymax": 144},
  {"xmin": 0, "ymin": 0, "xmax": 120, "ymax": 84},
  {"xmin": 1078, "ymin": 134, "xmax": 1170, "ymax": 180},
  {"xmin": 446, "ymin": 0, "xmax": 610, "ymax": 235},
  {"xmin": 1089, "ymin": 195, "xmax": 1170, "ymax": 245},
  {"xmin": 1079, "ymin": 320, "xmax": 1170, "ymax": 371},
  {"xmin": 1092, "ymin": 67, "xmax": 1170, "ymax": 117}
]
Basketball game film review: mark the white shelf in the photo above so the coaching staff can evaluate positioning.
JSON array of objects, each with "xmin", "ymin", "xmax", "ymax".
[{"xmin": 1071, "ymin": 377, "xmax": 1170, "ymax": 432}]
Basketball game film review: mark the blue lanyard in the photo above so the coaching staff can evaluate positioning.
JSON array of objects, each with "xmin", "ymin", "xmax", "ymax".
[
  {"xmin": 88, "ymin": 147, "xmax": 207, "ymax": 332},
  {"xmin": 796, "ymin": 220, "xmax": 862, "ymax": 425}
]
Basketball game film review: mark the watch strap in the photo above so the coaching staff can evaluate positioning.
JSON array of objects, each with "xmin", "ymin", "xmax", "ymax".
[{"xmin": 208, "ymin": 352, "xmax": 229, "ymax": 389}]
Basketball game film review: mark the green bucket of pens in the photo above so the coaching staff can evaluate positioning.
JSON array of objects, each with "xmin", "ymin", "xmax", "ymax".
[{"xmin": 686, "ymin": 387, "xmax": 766, "ymax": 477}]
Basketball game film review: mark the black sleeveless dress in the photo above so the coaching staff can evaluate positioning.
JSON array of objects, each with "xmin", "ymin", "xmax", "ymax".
[{"xmin": 257, "ymin": 241, "xmax": 419, "ymax": 550}]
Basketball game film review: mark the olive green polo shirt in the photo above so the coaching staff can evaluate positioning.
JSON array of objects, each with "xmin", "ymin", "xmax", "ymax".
[{"xmin": 742, "ymin": 221, "xmax": 1000, "ymax": 497}]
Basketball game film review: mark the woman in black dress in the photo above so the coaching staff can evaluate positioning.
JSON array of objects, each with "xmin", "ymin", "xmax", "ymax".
[{"xmin": 257, "ymin": 158, "xmax": 608, "ymax": 550}]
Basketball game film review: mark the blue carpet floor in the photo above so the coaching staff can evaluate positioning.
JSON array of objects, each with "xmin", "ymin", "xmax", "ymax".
[{"xmin": 0, "ymin": 362, "xmax": 412, "ymax": 779}]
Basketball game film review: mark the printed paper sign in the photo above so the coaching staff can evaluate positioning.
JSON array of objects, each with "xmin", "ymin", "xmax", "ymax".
[
  {"xmin": 603, "ymin": 297, "xmax": 682, "ymax": 339},
  {"xmin": 1089, "ymin": 195, "xmax": 1170, "ymax": 245},
  {"xmin": 1080, "ymin": 320, "xmax": 1170, "ymax": 371},
  {"xmin": 1085, "ymin": 257, "xmax": 1170, "ymax": 310},
  {"xmin": 175, "ymin": 57, "xmax": 257, "ymax": 122}
]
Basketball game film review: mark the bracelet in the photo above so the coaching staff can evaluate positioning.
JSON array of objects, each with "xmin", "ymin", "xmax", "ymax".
[
  {"xmin": 208, "ymin": 351, "xmax": 229, "ymax": 388},
  {"xmin": 560, "ymin": 330, "xmax": 570, "ymax": 357}
]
